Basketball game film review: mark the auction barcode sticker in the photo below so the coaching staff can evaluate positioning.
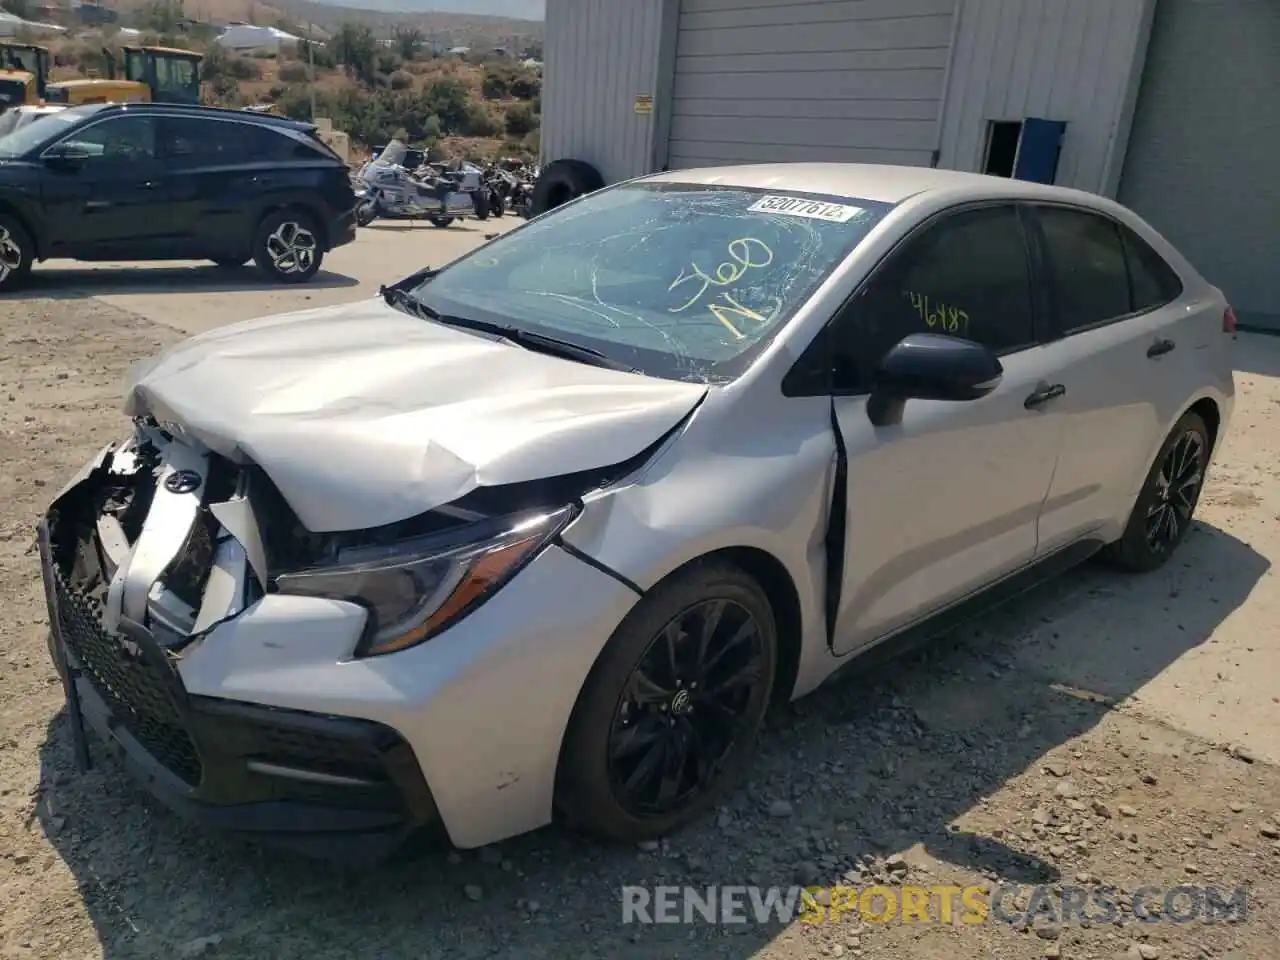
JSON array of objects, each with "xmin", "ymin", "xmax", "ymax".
[{"xmin": 747, "ymin": 195, "xmax": 863, "ymax": 222}]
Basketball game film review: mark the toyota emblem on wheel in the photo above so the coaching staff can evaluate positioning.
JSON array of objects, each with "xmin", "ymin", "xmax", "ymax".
[{"xmin": 163, "ymin": 469, "xmax": 202, "ymax": 494}]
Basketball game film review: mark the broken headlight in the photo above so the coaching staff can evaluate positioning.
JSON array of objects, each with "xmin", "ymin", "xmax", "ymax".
[{"xmin": 274, "ymin": 504, "xmax": 578, "ymax": 656}]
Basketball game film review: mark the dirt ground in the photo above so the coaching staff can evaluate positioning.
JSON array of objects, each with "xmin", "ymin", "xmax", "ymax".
[{"xmin": 2, "ymin": 278, "xmax": 1279, "ymax": 960}]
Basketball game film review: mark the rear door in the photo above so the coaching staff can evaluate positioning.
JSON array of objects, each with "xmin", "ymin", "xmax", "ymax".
[
  {"xmin": 40, "ymin": 114, "xmax": 170, "ymax": 257},
  {"xmin": 157, "ymin": 115, "xmax": 261, "ymax": 258},
  {"xmin": 1026, "ymin": 204, "xmax": 1192, "ymax": 551}
]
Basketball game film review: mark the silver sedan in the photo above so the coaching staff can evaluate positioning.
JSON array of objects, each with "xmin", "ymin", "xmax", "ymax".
[{"xmin": 39, "ymin": 163, "xmax": 1235, "ymax": 860}]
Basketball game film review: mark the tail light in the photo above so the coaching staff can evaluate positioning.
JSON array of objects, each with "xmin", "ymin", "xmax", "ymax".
[{"xmin": 1223, "ymin": 305, "xmax": 1238, "ymax": 336}]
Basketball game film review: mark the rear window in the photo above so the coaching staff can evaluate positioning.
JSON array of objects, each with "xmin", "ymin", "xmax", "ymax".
[{"xmin": 1121, "ymin": 225, "xmax": 1183, "ymax": 311}]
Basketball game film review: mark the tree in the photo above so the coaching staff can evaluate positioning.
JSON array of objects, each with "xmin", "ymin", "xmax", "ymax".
[
  {"xmin": 393, "ymin": 26, "xmax": 423, "ymax": 62},
  {"xmin": 329, "ymin": 22, "xmax": 377, "ymax": 86},
  {"xmin": 422, "ymin": 76, "xmax": 471, "ymax": 133}
]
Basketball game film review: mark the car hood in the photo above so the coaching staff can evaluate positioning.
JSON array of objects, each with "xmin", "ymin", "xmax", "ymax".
[{"xmin": 124, "ymin": 298, "xmax": 707, "ymax": 532}]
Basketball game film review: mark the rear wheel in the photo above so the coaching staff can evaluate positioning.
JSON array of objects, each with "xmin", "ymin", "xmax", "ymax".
[
  {"xmin": 429, "ymin": 216, "xmax": 454, "ymax": 228},
  {"xmin": 557, "ymin": 561, "xmax": 777, "ymax": 842},
  {"xmin": 0, "ymin": 214, "xmax": 34, "ymax": 292},
  {"xmin": 473, "ymin": 190, "xmax": 491, "ymax": 220},
  {"xmin": 253, "ymin": 209, "xmax": 323, "ymax": 284},
  {"xmin": 1103, "ymin": 410, "xmax": 1210, "ymax": 572}
]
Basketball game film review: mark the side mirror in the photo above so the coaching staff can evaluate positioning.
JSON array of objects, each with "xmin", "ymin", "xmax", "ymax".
[
  {"xmin": 867, "ymin": 333, "xmax": 1003, "ymax": 427},
  {"xmin": 43, "ymin": 142, "xmax": 91, "ymax": 166}
]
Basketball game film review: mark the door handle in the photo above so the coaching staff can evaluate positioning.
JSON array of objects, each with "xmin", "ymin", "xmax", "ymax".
[
  {"xmin": 1147, "ymin": 338, "xmax": 1176, "ymax": 358},
  {"xmin": 1024, "ymin": 383, "xmax": 1066, "ymax": 409}
]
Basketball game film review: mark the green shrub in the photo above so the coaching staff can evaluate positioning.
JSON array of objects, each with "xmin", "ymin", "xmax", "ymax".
[
  {"xmin": 278, "ymin": 61, "xmax": 308, "ymax": 83},
  {"xmin": 505, "ymin": 103, "xmax": 535, "ymax": 136}
]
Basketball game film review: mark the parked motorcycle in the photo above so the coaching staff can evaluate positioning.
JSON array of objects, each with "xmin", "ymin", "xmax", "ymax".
[{"xmin": 354, "ymin": 141, "xmax": 489, "ymax": 228}]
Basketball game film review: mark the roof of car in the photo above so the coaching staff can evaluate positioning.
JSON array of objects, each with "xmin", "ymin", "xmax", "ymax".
[
  {"xmin": 642, "ymin": 162, "xmax": 1095, "ymax": 206},
  {"xmin": 101, "ymin": 101, "xmax": 316, "ymax": 132}
]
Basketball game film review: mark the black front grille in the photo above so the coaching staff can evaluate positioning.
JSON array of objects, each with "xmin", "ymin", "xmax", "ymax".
[{"xmin": 52, "ymin": 569, "xmax": 203, "ymax": 787}]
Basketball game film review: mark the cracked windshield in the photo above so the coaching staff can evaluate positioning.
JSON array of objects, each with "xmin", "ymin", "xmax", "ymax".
[{"xmin": 413, "ymin": 183, "xmax": 893, "ymax": 382}]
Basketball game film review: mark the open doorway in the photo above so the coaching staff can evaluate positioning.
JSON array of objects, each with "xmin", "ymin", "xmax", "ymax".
[
  {"xmin": 983, "ymin": 121, "xmax": 1022, "ymax": 177},
  {"xmin": 982, "ymin": 118, "xmax": 1066, "ymax": 184}
]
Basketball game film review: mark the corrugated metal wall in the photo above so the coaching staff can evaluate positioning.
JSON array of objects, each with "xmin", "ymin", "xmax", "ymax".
[
  {"xmin": 1117, "ymin": 0, "xmax": 1280, "ymax": 329},
  {"xmin": 665, "ymin": 0, "xmax": 957, "ymax": 169},
  {"xmin": 936, "ymin": 0, "xmax": 1156, "ymax": 195},
  {"xmin": 540, "ymin": 0, "xmax": 675, "ymax": 183}
]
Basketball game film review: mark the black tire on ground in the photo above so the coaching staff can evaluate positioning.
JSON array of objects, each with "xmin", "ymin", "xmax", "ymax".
[
  {"xmin": 556, "ymin": 560, "xmax": 778, "ymax": 843},
  {"xmin": 253, "ymin": 208, "xmax": 324, "ymax": 284},
  {"xmin": 529, "ymin": 158, "xmax": 605, "ymax": 217},
  {"xmin": 429, "ymin": 216, "xmax": 455, "ymax": 228},
  {"xmin": 0, "ymin": 212, "xmax": 35, "ymax": 293},
  {"xmin": 211, "ymin": 257, "xmax": 249, "ymax": 268},
  {"xmin": 491, "ymin": 192, "xmax": 506, "ymax": 217},
  {"xmin": 473, "ymin": 190, "xmax": 491, "ymax": 220},
  {"xmin": 355, "ymin": 201, "xmax": 378, "ymax": 227},
  {"xmin": 1102, "ymin": 410, "xmax": 1211, "ymax": 572}
]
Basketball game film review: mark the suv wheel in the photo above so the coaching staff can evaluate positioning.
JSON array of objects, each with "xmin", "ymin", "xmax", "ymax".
[
  {"xmin": 253, "ymin": 209, "xmax": 323, "ymax": 284},
  {"xmin": 0, "ymin": 214, "xmax": 34, "ymax": 292}
]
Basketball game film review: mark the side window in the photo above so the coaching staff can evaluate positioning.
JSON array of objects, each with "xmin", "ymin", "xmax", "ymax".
[
  {"xmin": 61, "ymin": 116, "xmax": 157, "ymax": 161},
  {"xmin": 1121, "ymin": 225, "xmax": 1183, "ymax": 312},
  {"xmin": 161, "ymin": 117, "xmax": 250, "ymax": 166},
  {"xmin": 1036, "ymin": 206, "xmax": 1130, "ymax": 332},
  {"xmin": 833, "ymin": 204, "xmax": 1035, "ymax": 391},
  {"xmin": 242, "ymin": 125, "xmax": 320, "ymax": 162}
]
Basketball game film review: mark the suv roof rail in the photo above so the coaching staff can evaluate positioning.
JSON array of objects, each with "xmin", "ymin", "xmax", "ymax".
[{"xmin": 108, "ymin": 101, "xmax": 316, "ymax": 131}]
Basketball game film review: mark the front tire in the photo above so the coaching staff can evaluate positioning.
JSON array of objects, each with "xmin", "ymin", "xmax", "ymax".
[
  {"xmin": 557, "ymin": 561, "xmax": 777, "ymax": 842},
  {"xmin": 253, "ymin": 209, "xmax": 323, "ymax": 284},
  {"xmin": 1104, "ymin": 411, "xmax": 1210, "ymax": 572},
  {"xmin": 0, "ymin": 213, "xmax": 34, "ymax": 292},
  {"xmin": 429, "ymin": 216, "xmax": 454, "ymax": 228}
]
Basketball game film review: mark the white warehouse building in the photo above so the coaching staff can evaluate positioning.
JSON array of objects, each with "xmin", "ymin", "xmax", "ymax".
[{"xmin": 538, "ymin": 0, "xmax": 1279, "ymax": 331}]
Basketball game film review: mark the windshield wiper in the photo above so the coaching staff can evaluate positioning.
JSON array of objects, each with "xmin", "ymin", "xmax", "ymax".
[{"xmin": 380, "ymin": 285, "xmax": 637, "ymax": 373}]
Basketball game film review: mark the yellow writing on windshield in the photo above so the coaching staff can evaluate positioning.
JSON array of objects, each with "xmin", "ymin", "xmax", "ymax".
[
  {"xmin": 907, "ymin": 291, "xmax": 970, "ymax": 336},
  {"xmin": 706, "ymin": 293, "xmax": 782, "ymax": 340},
  {"xmin": 669, "ymin": 238, "xmax": 776, "ymax": 338},
  {"xmin": 669, "ymin": 238, "xmax": 774, "ymax": 312}
]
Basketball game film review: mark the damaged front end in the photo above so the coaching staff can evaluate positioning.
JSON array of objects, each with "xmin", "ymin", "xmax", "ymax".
[
  {"xmin": 37, "ymin": 409, "xmax": 671, "ymax": 861},
  {"xmin": 36, "ymin": 422, "xmax": 447, "ymax": 862}
]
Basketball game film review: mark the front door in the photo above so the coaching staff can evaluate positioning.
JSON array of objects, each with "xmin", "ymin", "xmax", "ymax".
[
  {"xmin": 40, "ymin": 114, "xmax": 171, "ymax": 259},
  {"xmin": 828, "ymin": 203, "xmax": 1064, "ymax": 654}
]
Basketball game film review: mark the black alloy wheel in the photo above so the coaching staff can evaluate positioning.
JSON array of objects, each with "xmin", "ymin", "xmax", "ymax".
[
  {"xmin": 608, "ymin": 598, "xmax": 766, "ymax": 816},
  {"xmin": 557, "ymin": 561, "xmax": 777, "ymax": 842},
  {"xmin": 1105, "ymin": 410, "xmax": 1210, "ymax": 572},
  {"xmin": 1145, "ymin": 427, "xmax": 1206, "ymax": 555}
]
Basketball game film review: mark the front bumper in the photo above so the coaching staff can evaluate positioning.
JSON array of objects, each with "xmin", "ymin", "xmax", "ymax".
[
  {"xmin": 38, "ymin": 520, "xmax": 438, "ymax": 865},
  {"xmin": 328, "ymin": 206, "xmax": 357, "ymax": 249},
  {"xmin": 38, "ymin": 437, "xmax": 641, "ymax": 855}
]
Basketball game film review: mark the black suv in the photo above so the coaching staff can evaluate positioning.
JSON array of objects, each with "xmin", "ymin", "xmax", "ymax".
[{"xmin": 0, "ymin": 102, "xmax": 357, "ymax": 291}]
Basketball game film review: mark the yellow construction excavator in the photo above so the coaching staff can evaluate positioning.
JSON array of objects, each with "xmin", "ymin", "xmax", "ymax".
[
  {"xmin": 43, "ymin": 45, "xmax": 202, "ymax": 107},
  {"xmin": 0, "ymin": 42, "xmax": 49, "ymax": 110}
]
